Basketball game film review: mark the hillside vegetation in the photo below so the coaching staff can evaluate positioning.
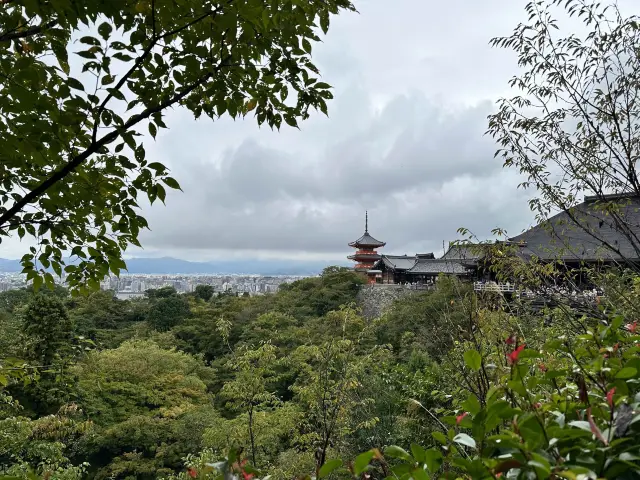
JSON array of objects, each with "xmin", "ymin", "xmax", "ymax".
[{"xmin": 2, "ymin": 265, "xmax": 640, "ymax": 479}]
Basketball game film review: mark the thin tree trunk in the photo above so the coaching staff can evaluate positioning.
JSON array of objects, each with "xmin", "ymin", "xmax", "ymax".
[{"xmin": 248, "ymin": 405, "xmax": 257, "ymax": 467}]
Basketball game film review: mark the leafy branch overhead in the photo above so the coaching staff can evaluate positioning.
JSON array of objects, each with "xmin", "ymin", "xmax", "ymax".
[{"xmin": 0, "ymin": 0, "xmax": 354, "ymax": 292}]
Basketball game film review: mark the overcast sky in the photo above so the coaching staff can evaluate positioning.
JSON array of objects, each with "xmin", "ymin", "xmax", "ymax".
[{"xmin": 5, "ymin": 0, "xmax": 633, "ymax": 263}]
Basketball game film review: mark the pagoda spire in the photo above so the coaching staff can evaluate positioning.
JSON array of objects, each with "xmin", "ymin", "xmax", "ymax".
[{"xmin": 348, "ymin": 212, "xmax": 385, "ymax": 274}]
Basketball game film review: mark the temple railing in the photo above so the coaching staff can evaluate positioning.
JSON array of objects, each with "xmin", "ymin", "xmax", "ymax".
[
  {"xmin": 364, "ymin": 283, "xmax": 434, "ymax": 291},
  {"xmin": 474, "ymin": 282, "xmax": 516, "ymax": 292}
]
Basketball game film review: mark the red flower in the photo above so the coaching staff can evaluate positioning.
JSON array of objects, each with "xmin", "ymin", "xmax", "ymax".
[
  {"xmin": 587, "ymin": 407, "xmax": 608, "ymax": 445},
  {"xmin": 533, "ymin": 402, "xmax": 541, "ymax": 409},
  {"xmin": 456, "ymin": 412, "xmax": 468, "ymax": 425},
  {"xmin": 237, "ymin": 459, "xmax": 254, "ymax": 480},
  {"xmin": 607, "ymin": 387, "xmax": 616, "ymax": 408},
  {"xmin": 188, "ymin": 468, "xmax": 198, "ymax": 478},
  {"xmin": 538, "ymin": 363, "xmax": 548, "ymax": 373},
  {"xmin": 507, "ymin": 344, "xmax": 526, "ymax": 365},
  {"xmin": 627, "ymin": 321, "xmax": 638, "ymax": 334},
  {"xmin": 505, "ymin": 335, "xmax": 516, "ymax": 345},
  {"xmin": 242, "ymin": 471, "xmax": 254, "ymax": 480},
  {"xmin": 496, "ymin": 473, "xmax": 503, "ymax": 478}
]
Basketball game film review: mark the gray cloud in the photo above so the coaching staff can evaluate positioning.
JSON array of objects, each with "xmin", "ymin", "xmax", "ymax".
[
  {"xmin": 126, "ymin": 0, "xmax": 550, "ymax": 261},
  {"xmin": 137, "ymin": 85, "xmax": 532, "ymax": 258},
  {"xmin": 3, "ymin": 0, "xmax": 579, "ymax": 262}
]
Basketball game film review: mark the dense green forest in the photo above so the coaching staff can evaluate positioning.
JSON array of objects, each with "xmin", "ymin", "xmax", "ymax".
[
  {"xmin": 0, "ymin": 268, "xmax": 465, "ymax": 478},
  {"xmin": 2, "ymin": 264, "xmax": 640, "ymax": 480}
]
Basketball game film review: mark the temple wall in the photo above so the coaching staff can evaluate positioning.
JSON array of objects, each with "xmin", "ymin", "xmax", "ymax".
[{"xmin": 356, "ymin": 284, "xmax": 427, "ymax": 320}]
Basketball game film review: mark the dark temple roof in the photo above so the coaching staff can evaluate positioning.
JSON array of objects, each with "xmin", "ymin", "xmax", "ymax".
[
  {"xmin": 509, "ymin": 194, "xmax": 640, "ymax": 262},
  {"xmin": 407, "ymin": 259, "xmax": 469, "ymax": 275},
  {"xmin": 441, "ymin": 243, "xmax": 486, "ymax": 262},
  {"xmin": 380, "ymin": 255, "xmax": 417, "ymax": 270},
  {"xmin": 348, "ymin": 232, "xmax": 386, "ymax": 248}
]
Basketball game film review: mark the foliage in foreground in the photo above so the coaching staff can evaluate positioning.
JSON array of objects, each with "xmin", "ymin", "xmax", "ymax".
[{"xmin": 329, "ymin": 311, "xmax": 640, "ymax": 479}]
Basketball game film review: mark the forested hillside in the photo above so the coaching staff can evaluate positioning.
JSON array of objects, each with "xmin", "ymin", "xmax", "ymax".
[
  {"xmin": 0, "ymin": 267, "xmax": 384, "ymax": 478},
  {"xmin": 3, "ymin": 264, "xmax": 640, "ymax": 480},
  {"xmin": 0, "ymin": 268, "xmax": 479, "ymax": 478}
]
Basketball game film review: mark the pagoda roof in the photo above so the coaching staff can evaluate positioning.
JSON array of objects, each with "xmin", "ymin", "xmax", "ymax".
[
  {"xmin": 348, "ymin": 232, "xmax": 386, "ymax": 248},
  {"xmin": 349, "ymin": 211, "xmax": 386, "ymax": 248}
]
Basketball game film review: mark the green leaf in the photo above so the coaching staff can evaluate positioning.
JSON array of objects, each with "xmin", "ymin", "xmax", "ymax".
[
  {"xmin": 568, "ymin": 420, "xmax": 592, "ymax": 432},
  {"xmin": 410, "ymin": 444, "xmax": 426, "ymax": 464},
  {"xmin": 615, "ymin": 367, "xmax": 637, "ymax": 379},
  {"xmin": 319, "ymin": 11, "xmax": 330, "ymax": 34},
  {"xmin": 98, "ymin": 21, "xmax": 113, "ymax": 40},
  {"xmin": 453, "ymin": 433, "xmax": 476, "ymax": 449},
  {"xmin": 32, "ymin": 275, "xmax": 43, "ymax": 292},
  {"xmin": 463, "ymin": 350, "xmax": 482, "ymax": 371},
  {"xmin": 507, "ymin": 379, "xmax": 528, "ymax": 396},
  {"xmin": 411, "ymin": 468, "xmax": 429, "ymax": 480},
  {"xmin": 163, "ymin": 177, "xmax": 181, "ymax": 190},
  {"xmin": 52, "ymin": 261, "xmax": 62, "ymax": 277},
  {"xmin": 68, "ymin": 77, "xmax": 85, "ymax": 90},
  {"xmin": 101, "ymin": 75, "xmax": 115, "ymax": 85},
  {"xmin": 79, "ymin": 36, "xmax": 101, "ymax": 45},
  {"xmin": 424, "ymin": 449, "xmax": 443, "ymax": 474},
  {"xmin": 149, "ymin": 122, "xmax": 157, "ymax": 139},
  {"xmin": 462, "ymin": 393, "xmax": 481, "ymax": 415},
  {"xmin": 318, "ymin": 459, "xmax": 342, "ymax": 479},
  {"xmin": 384, "ymin": 445, "xmax": 412, "ymax": 461},
  {"xmin": 432, "ymin": 432, "xmax": 447, "ymax": 444},
  {"xmin": 518, "ymin": 349, "xmax": 542, "ymax": 359},
  {"xmin": 354, "ymin": 451, "xmax": 375, "ymax": 476}
]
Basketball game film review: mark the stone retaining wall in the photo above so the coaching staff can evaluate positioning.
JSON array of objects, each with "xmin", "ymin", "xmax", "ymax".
[{"xmin": 356, "ymin": 284, "xmax": 429, "ymax": 320}]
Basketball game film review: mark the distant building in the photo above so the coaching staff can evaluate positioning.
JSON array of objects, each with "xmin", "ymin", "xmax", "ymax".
[
  {"xmin": 347, "ymin": 213, "xmax": 472, "ymax": 285},
  {"xmin": 347, "ymin": 212, "xmax": 386, "ymax": 283},
  {"xmin": 349, "ymin": 195, "xmax": 640, "ymax": 288}
]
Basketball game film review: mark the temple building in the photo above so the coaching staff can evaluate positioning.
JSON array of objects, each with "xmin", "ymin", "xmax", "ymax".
[
  {"xmin": 347, "ymin": 213, "xmax": 472, "ymax": 285},
  {"xmin": 347, "ymin": 212, "xmax": 386, "ymax": 283},
  {"xmin": 348, "ymin": 194, "xmax": 640, "ymax": 288},
  {"xmin": 366, "ymin": 250, "xmax": 472, "ymax": 285}
]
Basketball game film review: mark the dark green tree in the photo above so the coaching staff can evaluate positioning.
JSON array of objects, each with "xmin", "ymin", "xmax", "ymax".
[
  {"xmin": 147, "ymin": 295, "xmax": 191, "ymax": 331},
  {"xmin": 13, "ymin": 294, "xmax": 76, "ymax": 415},
  {"xmin": 145, "ymin": 286, "xmax": 178, "ymax": 299},
  {"xmin": 0, "ymin": 289, "xmax": 30, "ymax": 314},
  {"xmin": 194, "ymin": 285, "xmax": 214, "ymax": 302},
  {"xmin": 23, "ymin": 294, "xmax": 74, "ymax": 365}
]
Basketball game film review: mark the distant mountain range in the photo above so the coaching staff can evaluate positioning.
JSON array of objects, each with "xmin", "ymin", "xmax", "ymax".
[{"xmin": 0, "ymin": 256, "xmax": 350, "ymax": 276}]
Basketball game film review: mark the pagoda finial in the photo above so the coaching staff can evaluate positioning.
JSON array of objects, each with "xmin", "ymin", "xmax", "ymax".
[{"xmin": 365, "ymin": 211, "xmax": 368, "ymax": 233}]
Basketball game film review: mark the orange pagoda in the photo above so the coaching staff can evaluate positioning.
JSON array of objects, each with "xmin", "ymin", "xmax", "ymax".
[{"xmin": 348, "ymin": 212, "xmax": 385, "ymax": 282}]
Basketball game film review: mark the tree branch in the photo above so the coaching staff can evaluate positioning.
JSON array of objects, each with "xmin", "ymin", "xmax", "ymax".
[
  {"xmin": 0, "ymin": 20, "xmax": 57, "ymax": 42},
  {"xmin": 92, "ymin": 6, "xmax": 223, "ymax": 144},
  {"xmin": 0, "ymin": 67, "xmax": 223, "ymax": 230}
]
